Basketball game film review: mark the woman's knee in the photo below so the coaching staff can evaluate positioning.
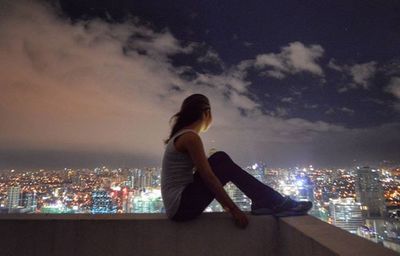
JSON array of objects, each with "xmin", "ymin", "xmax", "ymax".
[
  {"xmin": 209, "ymin": 151, "xmax": 231, "ymax": 162},
  {"xmin": 208, "ymin": 151, "xmax": 234, "ymax": 171}
]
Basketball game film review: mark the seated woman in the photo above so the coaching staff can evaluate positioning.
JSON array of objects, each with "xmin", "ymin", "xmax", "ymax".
[{"xmin": 161, "ymin": 93, "xmax": 312, "ymax": 229}]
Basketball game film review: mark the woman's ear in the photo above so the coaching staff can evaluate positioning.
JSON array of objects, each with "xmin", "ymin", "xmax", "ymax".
[{"xmin": 204, "ymin": 110, "xmax": 211, "ymax": 119}]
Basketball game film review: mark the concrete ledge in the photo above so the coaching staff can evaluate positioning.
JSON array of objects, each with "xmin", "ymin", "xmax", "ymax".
[
  {"xmin": 0, "ymin": 213, "xmax": 396, "ymax": 256},
  {"xmin": 278, "ymin": 215, "xmax": 398, "ymax": 256},
  {"xmin": 0, "ymin": 212, "xmax": 278, "ymax": 256}
]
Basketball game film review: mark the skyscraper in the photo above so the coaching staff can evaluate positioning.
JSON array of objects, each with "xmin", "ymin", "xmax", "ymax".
[
  {"xmin": 225, "ymin": 183, "xmax": 251, "ymax": 211},
  {"xmin": 329, "ymin": 198, "xmax": 363, "ymax": 234},
  {"xmin": 295, "ymin": 175, "xmax": 314, "ymax": 203},
  {"xmin": 355, "ymin": 166, "xmax": 386, "ymax": 218},
  {"xmin": 127, "ymin": 175, "xmax": 135, "ymax": 189},
  {"xmin": 7, "ymin": 185, "xmax": 21, "ymax": 212},
  {"xmin": 91, "ymin": 189, "xmax": 117, "ymax": 214},
  {"xmin": 22, "ymin": 191, "xmax": 37, "ymax": 212}
]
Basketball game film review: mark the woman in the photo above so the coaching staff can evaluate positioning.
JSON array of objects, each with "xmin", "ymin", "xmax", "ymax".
[{"xmin": 161, "ymin": 93, "xmax": 312, "ymax": 229}]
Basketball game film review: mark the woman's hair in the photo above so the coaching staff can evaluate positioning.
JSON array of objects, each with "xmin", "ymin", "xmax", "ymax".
[{"xmin": 163, "ymin": 93, "xmax": 210, "ymax": 145}]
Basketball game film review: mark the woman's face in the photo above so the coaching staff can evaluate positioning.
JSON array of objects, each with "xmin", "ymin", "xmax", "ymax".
[{"xmin": 203, "ymin": 107, "xmax": 212, "ymax": 131}]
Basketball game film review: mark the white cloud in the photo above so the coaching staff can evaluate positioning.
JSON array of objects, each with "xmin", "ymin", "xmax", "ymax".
[
  {"xmin": 328, "ymin": 59, "xmax": 377, "ymax": 90},
  {"xmin": 304, "ymin": 104, "xmax": 318, "ymax": 109},
  {"xmin": 327, "ymin": 59, "xmax": 343, "ymax": 72},
  {"xmin": 338, "ymin": 107, "xmax": 355, "ymax": 115},
  {"xmin": 349, "ymin": 61, "xmax": 377, "ymax": 89},
  {"xmin": 385, "ymin": 77, "xmax": 400, "ymax": 112},
  {"xmin": 325, "ymin": 107, "xmax": 354, "ymax": 115},
  {"xmin": 337, "ymin": 87, "xmax": 348, "ymax": 93},
  {"xmin": 275, "ymin": 107, "xmax": 289, "ymax": 117},
  {"xmin": 197, "ymin": 47, "xmax": 222, "ymax": 64},
  {"xmin": 325, "ymin": 108, "xmax": 335, "ymax": 115},
  {"xmin": 281, "ymin": 97, "xmax": 294, "ymax": 103},
  {"xmin": 385, "ymin": 77, "xmax": 400, "ymax": 99},
  {"xmin": 243, "ymin": 41, "xmax": 253, "ymax": 47},
  {"xmin": 253, "ymin": 41, "xmax": 324, "ymax": 78}
]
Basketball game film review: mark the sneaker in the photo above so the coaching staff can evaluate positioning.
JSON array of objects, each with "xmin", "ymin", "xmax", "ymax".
[{"xmin": 273, "ymin": 197, "xmax": 313, "ymax": 217}]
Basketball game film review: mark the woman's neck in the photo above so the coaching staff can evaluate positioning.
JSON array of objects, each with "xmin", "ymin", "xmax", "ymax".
[{"xmin": 182, "ymin": 120, "xmax": 203, "ymax": 134}]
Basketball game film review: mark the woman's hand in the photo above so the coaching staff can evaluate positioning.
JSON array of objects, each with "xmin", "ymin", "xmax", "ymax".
[{"xmin": 230, "ymin": 206, "xmax": 249, "ymax": 229}]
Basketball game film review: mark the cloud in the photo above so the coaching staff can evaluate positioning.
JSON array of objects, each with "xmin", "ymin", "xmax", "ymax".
[
  {"xmin": 0, "ymin": 1, "xmax": 399, "ymax": 168},
  {"xmin": 385, "ymin": 77, "xmax": 400, "ymax": 99},
  {"xmin": 327, "ymin": 59, "xmax": 343, "ymax": 72},
  {"xmin": 349, "ymin": 61, "xmax": 377, "ymax": 89},
  {"xmin": 324, "ymin": 107, "xmax": 354, "ymax": 115},
  {"xmin": 338, "ymin": 107, "xmax": 355, "ymax": 115},
  {"xmin": 304, "ymin": 104, "xmax": 318, "ymax": 109},
  {"xmin": 328, "ymin": 59, "xmax": 377, "ymax": 90},
  {"xmin": 385, "ymin": 77, "xmax": 400, "ymax": 112},
  {"xmin": 243, "ymin": 41, "xmax": 253, "ymax": 47},
  {"xmin": 325, "ymin": 108, "xmax": 335, "ymax": 115},
  {"xmin": 197, "ymin": 48, "xmax": 222, "ymax": 64},
  {"xmin": 275, "ymin": 107, "xmax": 289, "ymax": 117},
  {"xmin": 281, "ymin": 97, "xmax": 294, "ymax": 103},
  {"xmin": 253, "ymin": 41, "xmax": 325, "ymax": 78}
]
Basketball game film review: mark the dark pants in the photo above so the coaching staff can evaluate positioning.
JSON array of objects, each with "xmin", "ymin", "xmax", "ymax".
[{"xmin": 171, "ymin": 151, "xmax": 284, "ymax": 221}]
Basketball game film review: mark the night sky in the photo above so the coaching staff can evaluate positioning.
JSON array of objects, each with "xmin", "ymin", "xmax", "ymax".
[{"xmin": 0, "ymin": 0, "xmax": 399, "ymax": 169}]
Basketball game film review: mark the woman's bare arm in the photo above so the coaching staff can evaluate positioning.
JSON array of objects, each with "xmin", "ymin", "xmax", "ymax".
[{"xmin": 181, "ymin": 132, "xmax": 239, "ymax": 212}]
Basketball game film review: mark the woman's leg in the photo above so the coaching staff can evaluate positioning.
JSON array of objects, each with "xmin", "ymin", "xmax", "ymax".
[{"xmin": 171, "ymin": 151, "xmax": 285, "ymax": 221}]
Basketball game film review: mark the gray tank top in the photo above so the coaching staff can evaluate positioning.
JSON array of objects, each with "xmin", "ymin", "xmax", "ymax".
[{"xmin": 161, "ymin": 129, "xmax": 198, "ymax": 218}]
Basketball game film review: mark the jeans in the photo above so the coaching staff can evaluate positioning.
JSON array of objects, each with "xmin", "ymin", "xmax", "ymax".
[{"xmin": 171, "ymin": 151, "xmax": 284, "ymax": 221}]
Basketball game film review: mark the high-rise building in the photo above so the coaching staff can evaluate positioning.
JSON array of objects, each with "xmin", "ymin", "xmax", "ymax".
[
  {"xmin": 329, "ymin": 198, "xmax": 363, "ymax": 233},
  {"xmin": 225, "ymin": 183, "xmax": 251, "ymax": 211},
  {"xmin": 7, "ymin": 185, "xmax": 21, "ymax": 212},
  {"xmin": 355, "ymin": 166, "xmax": 386, "ymax": 218},
  {"xmin": 127, "ymin": 175, "xmax": 135, "ymax": 189},
  {"xmin": 143, "ymin": 169, "xmax": 153, "ymax": 188},
  {"xmin": 91, "ymin": 189, "xmax": 117, "ymax": 214},
  {"xmin": 131, "ymin": 189, "xmax": 163, "ymax": 213},
  {"xmin": 22, "ymin": 191, "xmax": 37, "ymax": 212},
  {"xmin": 295, "ymin": 175, "xmax": 314, "ymax": 202}
]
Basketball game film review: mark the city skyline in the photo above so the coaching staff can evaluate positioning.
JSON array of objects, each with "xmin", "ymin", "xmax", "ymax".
[
  {"xmin": 1, "ymin": 163, "xmax": 399, "ymax": 252},
  {"xmin": 1, "ymin": 0, "xmax": 400, "ymax": 169}
]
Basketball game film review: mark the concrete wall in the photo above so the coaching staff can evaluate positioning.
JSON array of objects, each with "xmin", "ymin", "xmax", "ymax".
[
  {"xmin": 0, "ymin": 212, "xmax": 396, "ymax": 256},
  {"xmin": 279, "ymin": 215, "xmax": 398, "ymax": 256}
]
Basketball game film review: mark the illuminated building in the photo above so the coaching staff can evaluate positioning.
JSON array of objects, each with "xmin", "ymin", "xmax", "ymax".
[
  {"xmin": 355, "ymin": 167, "xmax": 386, "ymax": 218},
  {"xmin": 7, "ymin": 185, "xmax": 21, "ymax": 212},
  {"xmin": 22, "ymin": 192, "xmax": 37, "ymax": 212},
  {"xmin": 128, "ymin": 175, "xmax": 135, "ymax": 189},
  {"xmin": 329, "ymin": 198, "xmax": 363, "ymax": 233},
  {"xmin": 225, "ymin": 183, "xmax": 251, "ymax": 211},
  {"xmin": 131, "ymin": 189, "xmax": 163, "ymax": 213},
  {"xmin": 125, "ymin": 192, "xmax": 135, "ymax": 213},
  {"xmin": 40, "ymin": 201, "xmax": 74, "ymax": 213},
  {"xmin": 246, "ymin": 162, "xmax": 265, "ymax": 184},
  {"xmin": 91, "ymin": 189, "xmax": 117, "ymax": 214},
  {"xmin": 295, "ymin": 175, "xmax": 314, "ymax": 202}
]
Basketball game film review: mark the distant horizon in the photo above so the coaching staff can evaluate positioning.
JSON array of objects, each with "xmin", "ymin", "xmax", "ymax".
[{"xmin": 0, "ymin": 149, "xmax": 397, "ymax": 171}]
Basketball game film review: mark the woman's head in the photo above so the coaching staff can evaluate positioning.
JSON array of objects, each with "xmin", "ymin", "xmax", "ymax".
[{"xmin": 163, "ymin": 93, "xmax": 212, "ymax": 145}]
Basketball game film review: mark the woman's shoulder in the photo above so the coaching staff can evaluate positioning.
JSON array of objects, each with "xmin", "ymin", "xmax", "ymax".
[
  {"xmin": 173, "ymin": 130, "xmax": 200, "ymax": 153},
  {"xmin": 175, "ymin": 128, "xmax": 198, "ymax": 136},
  {"xmin": 171, "ymin": 129, "xmax": 199, "ymax": 142}
]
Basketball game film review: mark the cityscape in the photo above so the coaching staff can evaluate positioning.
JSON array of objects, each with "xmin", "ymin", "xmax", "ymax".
[{"xmin": 1, "ymin": 152, "xmax": 400, "ymax": 253}]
